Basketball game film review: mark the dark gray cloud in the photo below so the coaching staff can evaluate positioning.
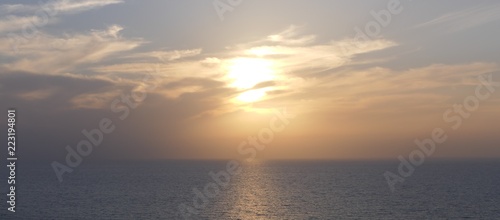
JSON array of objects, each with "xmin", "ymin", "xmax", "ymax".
[{"xmin": 0, "ymin": 70, "xmax": 237, "ymax": 162}]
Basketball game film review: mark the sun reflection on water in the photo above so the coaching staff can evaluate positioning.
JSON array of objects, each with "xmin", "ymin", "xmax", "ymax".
[{"xmin": 206, "ymin": 162, "xmax": 289, "ymax": 219}]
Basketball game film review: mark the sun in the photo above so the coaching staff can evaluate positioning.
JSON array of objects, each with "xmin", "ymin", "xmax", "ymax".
[
  {"xmin": 228, "ymin": 58, "xmax": 275, "ymax": 89},
  {"xmin": 227, "ymin": 58, "xmax": 275, "ymax": 102}
]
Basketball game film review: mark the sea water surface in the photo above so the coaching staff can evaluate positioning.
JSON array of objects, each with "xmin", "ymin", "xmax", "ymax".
[{"xmin": 1, "ymin": 160, "xmax": 500, "ymax": 219}]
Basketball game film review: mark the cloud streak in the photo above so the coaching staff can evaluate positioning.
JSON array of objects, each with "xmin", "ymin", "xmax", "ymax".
[
  {"xmin": 0, "ymin": 0, "xmax": 123, "ymax": 34},
  {"xmin": 0, "ymin": 0, "xmax": 123, "ymax": 14},
  {"xmin": 0, "ymin": 25, "xmax": 143, "ymax": 73},
  {"xmin": 414, "ymin": 3, "xmax": 500, "ymax": 32}
]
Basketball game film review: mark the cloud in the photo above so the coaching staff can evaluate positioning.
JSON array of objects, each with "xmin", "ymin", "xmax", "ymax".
[
  {"xmin": 0, "ymin": 70, "xmax": 123, "ymax": 109},
  {"xmin": 17, "ymin": 88, "xmax": 58, "ymax": 101},
  {"xmin": 0, "ymin": 1, "xmax": 123, "ymax": 34},
  {"xmin": 266, "ymin": 25, "xmax": 316, "ymax": 46},
  {"xmin": 0, "ymin": 15, "xmax": 48, "ymax": 33},
  {"xmin": 414, "ymin": 3, "xmax": 500, "ymax": 32},
  {"xmin": 0, "ymin": 25, "xmax": 143, "ymax": 73},
  {"xmin": 265, "ymin": 62, "xmax": 500, "ymax": 115},
  {"xmin": 69, "ymin": 90, "xmax": 122, "ymax": 109},
  {"xmin": 2, "ymin": 19, "xmax": 500, "ymax": 160},
  {"xmin": 0, "ymin": 4, "xmax": 25, "ymax": 13},
  {"xmin": 157, "ymin": 77, "xmax": 228, "ymax": 99},
  {"xmin": 0, "ymin": 70, "xmax": 231, "ymax": 160},
  {"xmin": 0, "ymin": 22, "xmax": 396, "ymax": 119},
  {"xmin": 9, "ymin": 24, "xmax": 492, "ymax": 120},
  {"xmin": 91, "ymin": 25, "xmax": 396, "ymax": 108},
  {"xmin": 0, "ymin": 0, "xmax": 123, "ymax": 14},
  {"xmin": 50, "ymin": 0, "xmax": 123, "ymax": 13},
  {"xmin": 242, "ymin": 39, "xmax": 396, "ymax": 76},
  {"xmin": 225, "ymin": 25, "xmax": 397, "ymax": 79},
  {"xmin": 123, "ymin": 49, "xmax": 203, "ymax": 62},
  {"xmin": 252, "ymin": 81, "xmax": 276, "ymax": 90}
]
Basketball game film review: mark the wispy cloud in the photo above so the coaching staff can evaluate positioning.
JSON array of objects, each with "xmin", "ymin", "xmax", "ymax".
[
  {"xmin": 0, "ymin": 25, "xmax": 143, "ymax": 73},
  {"xmin": 17, "ymin": 88, "xmax": 58, "ymax": 101},
  {"xmin": 124, "ymin": 49, "xmax": 203, "ymax": 62},
  {"xmin": 0, "ymin": 4, "xmax": 26, "ymax": 14},
  {"xmin": 8, "ymin": 23, "xmax": 493, "ymax": 119},
  {"xmin": 51, "ymin": 0, "xmax": 123, "ymax": 13},
  {"xmin": 266, "ymin": 25, "xmax": 316, "ymax": 46},
  {"xmin": 257, "ymin": 62, "xmax": 500, "ymax": 117},
  {"xmin": 92, "ymin": 25, "xmax": 396, "ymax": 82},
  {"xmin": 0, "ymin": 0, "xmax": 123, "ymax": 14},
  {"xmin": 87, "ymin": 24, "xmax": 398, "ymax": 116},
  {"xmin": 414, "ymin": 3, "xmax": 500, "ymax": 32},
  {"xmin": 0, "ymin": 0, "xmax": 123, "ymax": 33},
  {"xmin": 0, "ymin": 15, "xmax": 46, "ymax": 33}
]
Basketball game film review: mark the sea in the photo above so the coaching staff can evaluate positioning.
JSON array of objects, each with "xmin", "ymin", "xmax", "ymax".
[{"xmin": 1, "ymin": 160, "xmax": 499, "ymax": 219}]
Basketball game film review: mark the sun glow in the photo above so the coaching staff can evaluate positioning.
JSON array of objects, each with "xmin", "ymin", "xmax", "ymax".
[
  {"xmin": 237, "ymin": 89, "xmax": 267, "ymax": 102},
  {"xmin": 227, "ymin": 58, "xmax": 276, "ymax": 103},
  {"xmin": 228, "ymin": 58, "xmax": 275, "ymax": 89}
]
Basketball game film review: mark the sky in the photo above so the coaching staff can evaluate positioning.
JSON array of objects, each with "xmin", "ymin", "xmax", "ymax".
[{"xmin": 1, "ymin": 0, "xmax": 500, "ymax": 161}]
